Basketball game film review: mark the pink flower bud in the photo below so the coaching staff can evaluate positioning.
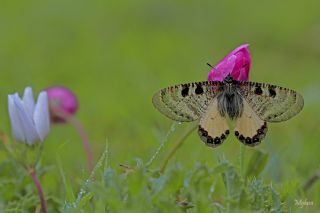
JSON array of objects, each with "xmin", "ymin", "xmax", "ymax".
[
  {"xmin": 208, "ymin": 44, "xmax": 251, "ymax": 81},
  {"xmin": 46, "ymin": 86, "xmax": 78, "ymax": 123}
]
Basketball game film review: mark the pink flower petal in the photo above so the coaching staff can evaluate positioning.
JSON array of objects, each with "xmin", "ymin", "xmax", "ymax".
[
  {"xmin": 46, "ymin": 86, "xmax": 78, "ymax": 123},
  {"xmin": 208, "ymin": 44, "xmax": 251, "ymax": 81}
]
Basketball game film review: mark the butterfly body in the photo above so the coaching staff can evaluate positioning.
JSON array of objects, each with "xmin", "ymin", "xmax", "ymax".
[
  {"xmin": 152, "ymin": 75, "xmax": 303, "ymax": 147},
  {"xmin": 217, "ymin": 75, "xmax": 244, "ymax": 120}
]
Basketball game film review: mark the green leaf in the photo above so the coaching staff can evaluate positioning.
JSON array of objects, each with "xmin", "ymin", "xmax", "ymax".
[
  {"xmin": 271, "ymin": 185, "xmax": 282, "ymax": 213},
  {"xmin": 77, "ymin": 192, "xmax": 94, "ymax": 209},
  {"xmin": 212, "ymin": 162, "xmax": 232, "ymax": 175},
  {"xmin": 57, "ymin": 156, "xmax": 75, "ymax": 202},
  {"xmin": 245, "ymin": 150, "xmax": 269, "ymax": 178}
]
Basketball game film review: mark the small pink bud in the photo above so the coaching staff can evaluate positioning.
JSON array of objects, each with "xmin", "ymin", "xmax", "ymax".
[
  {"xmin": 46, "ymin": 86, "xmax": 78, "ymax": 123},
  {"xmin": 208, "ymin": 44, "xmax": 251, "ymax": 81}
]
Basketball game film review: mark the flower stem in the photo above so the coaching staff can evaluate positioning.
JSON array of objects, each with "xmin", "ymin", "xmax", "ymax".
[
  {"xmin": 28, "ymin": 166, "xmax": 46, "ymax": 213},
  {"xmin": 146, "ymin": 122, "xmax": 178, "ymax": 168},
  {"xmin": 52, "ymin": 108, "xmax": 94, "ymax": 171},
  {"xmin": 160, "ymin": 123, "xmax": 197, "ymax": 173},
  {"xmin": 66, "ymin": 115, "xmax": 94, "ymax": 172},
  {"xmin": 303, "ymin": 170, "xmax": 320, "ymax": 192}
]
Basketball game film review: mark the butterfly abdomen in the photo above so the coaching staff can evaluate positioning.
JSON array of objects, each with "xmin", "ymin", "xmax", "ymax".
[{"xmin": 217, "ymin": 86, "xmax": 243, "ymax": 120}]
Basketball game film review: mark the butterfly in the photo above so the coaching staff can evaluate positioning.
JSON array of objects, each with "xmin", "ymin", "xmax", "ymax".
[{"xmin": 152, "ymin": 75, "xmax": 304, "ymax": 147}]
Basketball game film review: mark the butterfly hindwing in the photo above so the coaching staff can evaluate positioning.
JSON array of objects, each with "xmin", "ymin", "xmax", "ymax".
[
  {"xmin": 234, "ymin": 100, "xmax": 267, "ymax": 146},
  {"xmin": 238, "ymin": 81, "xmax": 304, "ymax": 122},
  {"xmin": 198, "ymin": 98, "xmax": 229, "ymax": 147},
  {"xmin": 152, "ymin": 81, "xmax": 222, "ymax": 122}
]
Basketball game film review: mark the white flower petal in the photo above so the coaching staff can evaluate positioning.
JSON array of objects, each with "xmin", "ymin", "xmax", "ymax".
[
  {"xmin": 34, "ymin": 91, "xmax": 50, "ymax": 141},
  {"xmin": 22, "ymin": 87, "xmax": 35, "ymax": 118},
  {"xmin": 8, "ymin": 93, "xmax": 26, "ymax": 142},
  {"xmin": 13, "ymin": 94, "xmax": 40, "ymax": 145}
]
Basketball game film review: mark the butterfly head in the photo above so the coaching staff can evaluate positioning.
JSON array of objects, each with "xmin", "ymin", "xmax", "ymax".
[{"xmin": 224, "ymin": 74, "xmax": 234, "ymax": 84}]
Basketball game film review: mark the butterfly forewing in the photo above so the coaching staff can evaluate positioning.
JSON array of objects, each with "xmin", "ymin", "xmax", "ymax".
[
  {"xmin": 198, "ymin": 98, "xmax": 229, "ymax": 147},
  {"xmin": 238, "ymin": 81, "xmax": 304, "ymax": 122},
  {"xmin": 234, "ymin": 100, "xmax": 267, "ymax": 146},
  {"xmin": 152, "ymin": 81, "xmax": 222, "ymax": 122}
]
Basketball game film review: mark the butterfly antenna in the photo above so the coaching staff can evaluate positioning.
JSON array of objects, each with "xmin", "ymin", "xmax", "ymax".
[{"xmin": 206, "ymin": 63, "xmax": 214, "ymax": 68}]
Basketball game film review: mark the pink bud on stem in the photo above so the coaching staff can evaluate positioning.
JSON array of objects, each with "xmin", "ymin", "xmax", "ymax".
[{"xmin": 46, "ymin": 87, "xmax": 94, "ymax": 171}]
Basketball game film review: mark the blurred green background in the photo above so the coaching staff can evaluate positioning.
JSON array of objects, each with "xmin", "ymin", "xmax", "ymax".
[{"xmin": 0, "ymin": 0, "xmax": 320, "ymax": 209}]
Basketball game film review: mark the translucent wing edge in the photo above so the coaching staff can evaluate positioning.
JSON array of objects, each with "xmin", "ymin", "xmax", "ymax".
[
  {"xmin": 152, "ymin": 81, "xmax": 222, "ymax": 122},
  {"xmin": 238, "ymin": 81, "xmax": 304, "ymax": 122}
]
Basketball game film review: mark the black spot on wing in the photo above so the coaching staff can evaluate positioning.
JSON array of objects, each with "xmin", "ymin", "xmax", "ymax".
[
  {"xmin": 254, "ymin": 86, "xmax": 263, "ymax": 95},
  {"xmin": 198, "ymin": 126, "xmax": 228, "ymax": 148},
  {"xmin": 214, "ymin": 137, "xmax": 221, "ymax": 144},
  {"xmin": 245, "ymin": 137, "xmax": 252, "ymax": 144},
  {"xmin": 181, "ymin": 85, "xmax": 189, "ymax": 97},
  {"xmin": 221, "ymin": 134, "xmax": 226, "ymax": 140},
  {"xmin": 195, "ymin": 84, "xmax": 204, "ymax": 95},
  {"xmin": 207, "ymin": 137, "xmax": 214, "ymax": 144},
  {"xmin": 235, "ymin": 122, "xmax": 267, "ymax": 147},
  {"xmin": 268, "ymin": 87, "xmax": 276, "ymax": 98}
]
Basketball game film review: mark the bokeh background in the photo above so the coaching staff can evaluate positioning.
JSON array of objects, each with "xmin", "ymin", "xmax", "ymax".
[{"xmin": 1, "ymin": 0, "xmax": 320, "ymax": 210}]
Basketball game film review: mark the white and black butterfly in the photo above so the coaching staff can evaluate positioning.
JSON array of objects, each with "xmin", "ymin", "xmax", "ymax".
[{"xmin": 152, "ymin": 75, "xmax": 304, "ymax": 147}]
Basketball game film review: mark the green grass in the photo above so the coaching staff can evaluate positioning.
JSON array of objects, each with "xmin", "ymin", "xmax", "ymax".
[{"xmin": 0, "ymin": 0, "xmax": 320, "ymax": 212}]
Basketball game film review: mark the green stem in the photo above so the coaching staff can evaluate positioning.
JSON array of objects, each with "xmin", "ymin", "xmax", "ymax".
[
  {"xmin": 29, "ymin": 166, "xmax": 46, "ymax": 213},
  {"xmin": 160, "ymin": 123, "xmax": 197, "ymax": 173},
  {"xmin": 303, "ymin": 170, "xmax": 320, "ymax": 192},
  {"xmin": 239, "ymin": 143, "xmax": 245, "ymax": 177},
  {"xmin": 66, "ymin": 115, "xmax": 94, "ymax": 172},
  {"xmin": 52, "ymin": 107, "xmax": 94, "ymax": 172},
  {"xmin": 73, "ymin": 142, "xmax": 109, "ymax": 207},
  {"xmin": 146, "ymin": 122, "xmax": 178, "ymax": 168}
]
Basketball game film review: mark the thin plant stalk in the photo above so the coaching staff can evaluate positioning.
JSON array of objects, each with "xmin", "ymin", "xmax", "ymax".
[
  {"xmin": 51, "ymin": 107, "xmax": 94, "ymax": 171},
  {"xmin": 28, "ymin": 166, "xmax": 46, "ymax": 213},
  {"xmin": 71, "ymin": 141, "xmax": 109, "ymax": 208},
  {"xmin": 146, "ymin": 122, "xmax": 178, "ymax": 168},
  {"xmin": 160, "ymin": 123, "xmax": 197, "ymax": 173},
  {"xmin": 239, "ymin": 143, "xmax": 245, "ymax": 177},
  {"xmin": 303, "ymin": 170, "xmax": 320, "ymax": 192},
  {"xmin": 66, "ymin": 115, "xmax": 94, "ymax": 171}
]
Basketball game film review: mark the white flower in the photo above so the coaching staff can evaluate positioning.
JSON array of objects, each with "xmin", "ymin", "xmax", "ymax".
[{"xmin": 8, "ymin": 87, "xmax": 50, "ymax": 145}]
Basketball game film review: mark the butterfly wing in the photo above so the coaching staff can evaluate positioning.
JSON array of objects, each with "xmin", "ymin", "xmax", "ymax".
[
  {"xmin": 234, "ymin": 99, "xmax": 267, "ymax": 146},
  {"xmin": 198, "ymin": 98, "xmax": 230, "ymax": 147},
  {"xmin": 237, "ymin": 81, "xmax": 304, "ymax": 122},
  {"xmin": 152, "ymin": 81, "xmax": 222, "ymax": 122}
]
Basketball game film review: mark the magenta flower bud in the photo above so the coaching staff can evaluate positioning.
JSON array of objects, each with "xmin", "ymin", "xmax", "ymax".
[
  {"xmin": 46, "ymin": 86, "xmax": 94, "ymax": 171},
  {"xmin": 208, "ymin": 44, "xmax": 251, "ymax": 81},
  {"xmin": 46, "ymin": 86, "xmax": 78, "ymax": 123}
]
